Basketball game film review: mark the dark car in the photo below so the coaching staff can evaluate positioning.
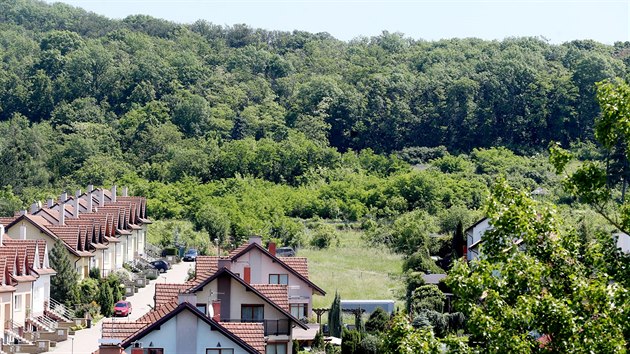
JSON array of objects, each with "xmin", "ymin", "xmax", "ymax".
[
  {"xmin": 150, "ymin": 260, "xmax": 170, "ymax": 273},
  {"xmin": 183, "ymin": 249, "xmax": 198, "ymax": 262},
  {"xmin": 113, "ymin": 300, "xmax": 132, "ymax": 317},
  {"xmin": 276, "ymin": 246, "xmax": 295, "ymax": 257}
]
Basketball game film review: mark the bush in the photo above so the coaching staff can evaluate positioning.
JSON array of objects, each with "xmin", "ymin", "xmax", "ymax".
[
  {"xmin": 310, "ymin": 223, "xmax": 338, "ymax": 249},
  {"xmin": 78, "ymin": 278, "xmax": 99, "ymax": 304},
  {"xmin": 365, "ymin": 307, "xmax": 389, "ymax": 333},
  {"xmin": 89, "ymin": 267, "xmax": 101, "ymax": 279},
  {"xmin": 358, "ymin": 333, "xmax": 381, "ymax": 354},
  {"xmin": 162, "ymin": 247, "xmax": 178, "ymax": 256}
]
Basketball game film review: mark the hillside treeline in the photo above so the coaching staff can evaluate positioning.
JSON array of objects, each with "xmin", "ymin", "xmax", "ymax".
[
  {"xmin": 0, "ymin": 0, "xmax": 621, "ymax": 253},
  {"xmin": 2, "ymin": 1, "xmax": 630, "ymax": 159}
]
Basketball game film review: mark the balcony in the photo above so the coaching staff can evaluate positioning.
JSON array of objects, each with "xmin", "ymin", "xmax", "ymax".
[{"xmin": 221, "ymin": 319, "xmax": 290, "ymax": 336}]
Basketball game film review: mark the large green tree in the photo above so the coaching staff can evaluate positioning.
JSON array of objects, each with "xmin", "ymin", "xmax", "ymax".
[
  {"xmin": 447, "ymin": 179, "xmax": 629, "ymax": 353},
  {"xmin": 49, "ymin": 240, "xmax": 79, "ymax": 306}
]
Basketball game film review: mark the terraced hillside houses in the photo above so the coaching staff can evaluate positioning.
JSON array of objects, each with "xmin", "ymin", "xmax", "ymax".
[
  {"xmin": 0, "ymin": 185, "xmax": 150, "ymax": 353},
  {"xmin": 1, "ymin": 186, "xmax": 150, "ymax": 279}
]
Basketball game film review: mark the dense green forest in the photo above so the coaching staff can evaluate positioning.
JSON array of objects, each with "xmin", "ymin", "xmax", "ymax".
[{"xmin": 0, "ymin": 0, "xmax": 626, "ymax": 252}]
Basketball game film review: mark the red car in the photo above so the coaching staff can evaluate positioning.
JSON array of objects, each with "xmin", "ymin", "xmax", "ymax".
[{"xmin": 113, "ymin": 300, "xmax": 132, "ymax": 317}]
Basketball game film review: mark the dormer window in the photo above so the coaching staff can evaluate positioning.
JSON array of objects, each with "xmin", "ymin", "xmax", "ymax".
[{"xmin": 269, "ymin": 274, "xmax": 288, "ymax": 285}]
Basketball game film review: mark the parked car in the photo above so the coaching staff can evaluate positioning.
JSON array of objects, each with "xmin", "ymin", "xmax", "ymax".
[
  {"xmin": 113, "ymin": 300, "xmax": 132, "ymax": 317},
  {"xmin": 150, "ymin": 260, "xmax": 170, "ymax": 273},
  {"xmin": 276, "ymin": 246, "xmax": 295, "ymax": 257},
  {"xmin": 183, "ymin": 249, "xmax": 198, "ymax": 262}
]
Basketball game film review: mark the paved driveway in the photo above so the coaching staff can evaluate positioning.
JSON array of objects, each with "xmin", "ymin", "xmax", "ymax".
[{"xmin": 50, "ymin": 261, "xmax": 195, "ymax": 354}]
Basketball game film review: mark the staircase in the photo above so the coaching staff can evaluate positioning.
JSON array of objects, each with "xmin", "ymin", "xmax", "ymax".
[
  {"xmin": 46, "ymin": 298, "xmax": 75, "ymax": 323},
  {"xmin": 27, "ymin": 315, "xmax": 57, "ymax": 332},
  {"xmin": 4, "ymin": 319, "xmax": 33, "ymax": 345}
]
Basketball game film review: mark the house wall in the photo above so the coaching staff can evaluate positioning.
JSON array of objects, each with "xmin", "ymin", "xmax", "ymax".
[
  {"xmin": 230, "ymin": 248, "xmax": 314, "ymax": 314},
  {"xmin": 122, "ymin": 311, "xmax": 251, "ymax": 354},
  {"xmin": 115, "ymin": 242, "xmax": 123, "ymax": 269},
  {"xmin": 0, "ymin": 291, "xmax": 13, "ymax": 337},
  {"xmin": 13, "ymin": 282, "xmax": 32, "ymax": 326},
  {"xmin": 31, "ymin": 275, "xmax": 49, "ymax": 317},
  {"xmin": 466, "ymin": 218, "xmax": 491, "ymax": 261},
  {"xmin": 615, "ymin": 232, "xmax": 630, "ymax": 253},
  {"xmin": 227, "ymin": 278, "xmax": 287, "ymax": 322}
]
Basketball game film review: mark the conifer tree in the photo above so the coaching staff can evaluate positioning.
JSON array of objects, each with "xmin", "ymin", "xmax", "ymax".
[
  {"xmin": 98, "ymin": 280, "xmax": 114, "ymax": 317},
  {"xmin": 328, "ymin": 291, "xmax": 343, "ymax": 338},
  {"xmin": 49, "ymin": 240, "xmax": 79, "ymax": 305}
]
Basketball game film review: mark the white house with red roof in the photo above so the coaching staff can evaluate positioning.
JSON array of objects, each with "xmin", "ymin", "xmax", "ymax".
[{"xmin": 98, "ymin": 301, "xmax": 266, "ymax": 354}]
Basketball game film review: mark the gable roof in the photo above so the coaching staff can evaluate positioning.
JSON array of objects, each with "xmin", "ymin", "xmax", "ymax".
[
  {"xmin": 465, "ymin": 217, "xmax": 489, "ymax": 233},
  {"xmin": 102, "ymin": 321, "xmax": 150, "ymax": 340},
  {"xmin": 278, "ymin": 257, "xmax": 309, "ymax": 279},
  {"xmin": 154, "ymin": 283, "xmax": 190, "ymax": 306},
  {"xmin": 219, "ymin": 322, "xmax": 265, "ymax": 354},
  {"xmin": 250, "ymin": 284, "xmax": 289, "ymax": 312},
  {"xmin": 120, "ymin": 302, "xmax": 263, "ymax": 354},
  {"xmin": 189, "ymin": 267, "xmax": 308, "ymax": 330},
  {"xmin": 229, "ymin": 243, "xmax": 325, "ymax": 295}
]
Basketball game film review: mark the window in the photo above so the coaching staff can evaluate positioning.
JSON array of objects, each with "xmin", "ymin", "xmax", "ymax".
[
  {"xmin": 196, "ymin": 303, "xmax": 207, "ymax": 315},
  {"xmin": 206, "ymin": 349, "xmax": 234, "ymax": 354},
  {"xmin": 147, "ymin": 350, "xmax": 164, "ymax": 354},
  {"xmin": 290, "ymin": 303, "xmax": 308, "ymax": 319},
  {"xmin": 269, "ymin": 274, "xmax": 288, "ymax": 285},
  {"xmin": 241, "ymin": 305, "xmax": 264, "ymax": 322},
  {"xmin": 14, "ymin": 295, "xmax": 22, "ymax": 311},
  {"xmin": 266, "ymin": 343, "xmax": 288, "ymax": 354}
]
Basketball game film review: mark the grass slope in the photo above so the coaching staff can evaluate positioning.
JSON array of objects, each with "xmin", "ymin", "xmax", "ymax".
[{"xmin": 298, "ymin": 229, "xmax": 404, "ymax": 309}]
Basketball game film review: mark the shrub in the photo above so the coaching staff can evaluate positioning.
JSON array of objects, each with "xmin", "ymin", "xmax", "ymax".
[
  {"xmin": 89, "ymin": 267, "xmax": 101, "ymax": 279},
  {"xmin": 365, "ymin": 307, "xmax": 389, "ymax": 333},
  {"xmin": 310, "ymin": 223, "xmax": 338, "ymax": 249}
]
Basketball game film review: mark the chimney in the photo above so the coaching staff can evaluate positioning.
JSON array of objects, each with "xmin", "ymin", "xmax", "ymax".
[
  {"xmin": 60, "ymin": 192, "xmax": 68, "ymax": 203},
  {"xmin": 111, "ymin": 185, "xmax": 117, "ymax": 203},
  {"xmin": 99, "ymin": 189, "xmax": 105, "ymax": 207},
  {"xmin": 46, "ymin": 199, "xmax": 53, "ymax": 208},
  {"xmin": 211, "ymin": 300, "xmax": 221, "ymax": 322},
  {"xmin": 74, "ymin": 190, "xmax": 81, "ymax": 218},
  {"xmin": 30, "ymin": 202, "xmax": 39, "ymax": 214},
  {"xmin": 88, "ymin": 184, "xmax": 94, "ymax": 193},
  {"xmin": 122, "ymin": 187, "xmax": 128, "ymax": 197},
  {"xmin": 87, "ymin": 189, "xmax": 93, "ymax": 213},
  {"xmin": 268, "ymin": 242, "xmax": 276, "ymax": 257},
  {"xmin": 20, "ymin": 223, "xmax": 26, "ymax": 240},
  {"xmin": 248, "ymin": 236, "xmax": 262, "ymax": 245},
  {"xmin": 217, "ymin": 259, "xmax": 231, "ymax": 270},
  {"xmin": 59, "ymin": 197, "xmax": 65, "ymax": 226},
  {"xmin": 19, "ymin": 209, "xmax": 27, "ymax": 216},
  {"xmin": 0, "ymin": 225, "xmax": 4, "ymax": 244},
  {"xmin": 244, "ymin": 266, "xmax": 251, "ymax": 284},
  {"xmin": 177, "ymin": 292, "xmax": 196, "ymax": 305}
]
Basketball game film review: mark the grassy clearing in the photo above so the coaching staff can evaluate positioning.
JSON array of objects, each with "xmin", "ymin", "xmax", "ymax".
[{"xmin": 298, "ymin": 228, "xmax": 404, "ymax": 309}]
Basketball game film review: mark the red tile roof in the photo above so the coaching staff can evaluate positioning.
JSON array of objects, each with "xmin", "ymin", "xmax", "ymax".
[
  {"xmin": 219, "ymin": 322, "xmax": 265, "ymax": 354},
  {"xmin": 101, "ymin": 321, "xmax": 150, "ymax": 340},
  {"xmin": 136, "ymin": 300, "xmax": 179, "ymax": 323},
  {"xmin": 195, "ymin": 256, "xmax": 219, "ymax": 277},
  {"xmin": 251, "ymin": 284, "xmax": 289, "ymax": 312},
  {"xmin": 154, "ymin": 283, "xmax": 189, "ymax": 306},
  {"xmin": 278, "ymin": 257, "xmax": 309, "ymax": 279}
]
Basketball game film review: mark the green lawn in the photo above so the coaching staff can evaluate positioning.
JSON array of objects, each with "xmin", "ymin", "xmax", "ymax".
[{"xmin": 298, "ymin": 229, "xmax": 404, "ymax": 309}]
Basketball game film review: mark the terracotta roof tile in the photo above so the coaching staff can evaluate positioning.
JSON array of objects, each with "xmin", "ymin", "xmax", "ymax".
[
  {"xmin": 228, "ymin": 243, "xmax": 250, "ymax": 258},
  {"xmin": 136, "ymin": 300, "xmax": 178, "ymax": 323},
  {"xmin": 102, "ymin": 321, "xmax": 150, "ymax": 340},
  {"xmin": 219, "ymin": 322, "xmax": 265, "ymax": 354},
  {"xmin": 154, "ymin": 284, "xmax": 189, "ymax": 306},
  {"xmin": 195, "ymin": 256, "xmax": 219, "ymax": 277},
  {"xmin": 251, "ymin": 284, "xmax": 289, "ymax": 312},
  {"xmin": 278, "ymin": 257, "xmax": 309, "ymax": 279}
]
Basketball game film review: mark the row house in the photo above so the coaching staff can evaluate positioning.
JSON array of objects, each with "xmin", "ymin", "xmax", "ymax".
[
  {"xmin": 1, "ymin": 186, "xmax": 150, "ymax": 279},
  {"xmin": 0, "ymin": 225, "xmax": 60, "ymax": 350},
  {"xmin": 100, "ymin": 237, "xmax": 325, "ymax": 354}
]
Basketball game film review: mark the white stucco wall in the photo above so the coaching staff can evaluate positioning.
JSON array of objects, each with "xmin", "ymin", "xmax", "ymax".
[
  {"xmin": 122, "ymin": 310, "xmax": 253, "ymax": 354},
  {"xmin": 466, "ymin": 218, "xmax": 491, "ymax": 261}
]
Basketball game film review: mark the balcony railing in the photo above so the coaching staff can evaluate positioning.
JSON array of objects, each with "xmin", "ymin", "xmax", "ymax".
[{"xmin": 221, "ymin": 319, "xmax": 290, "ymax": 336}]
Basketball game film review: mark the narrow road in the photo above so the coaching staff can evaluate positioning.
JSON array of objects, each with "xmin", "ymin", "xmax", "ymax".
[{"xmin": 50, "ymin": 261, "xmax": 194, "ymax": 354}]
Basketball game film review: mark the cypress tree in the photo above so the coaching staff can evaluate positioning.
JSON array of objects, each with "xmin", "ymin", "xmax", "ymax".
[
  {"xmin": 328, "ymin": 290, "xmax": 343, "ymax": 338},
  {"xmin": 452, "ymin": 221, "xmax": 465, "ymax": 259},
  {"xmin": 98, "ymin": 280, "xmax": 114, "ymax": 317},
  {"xmin": 49, "ymin": 240, "xmax": 79, "ymax": 305}
]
